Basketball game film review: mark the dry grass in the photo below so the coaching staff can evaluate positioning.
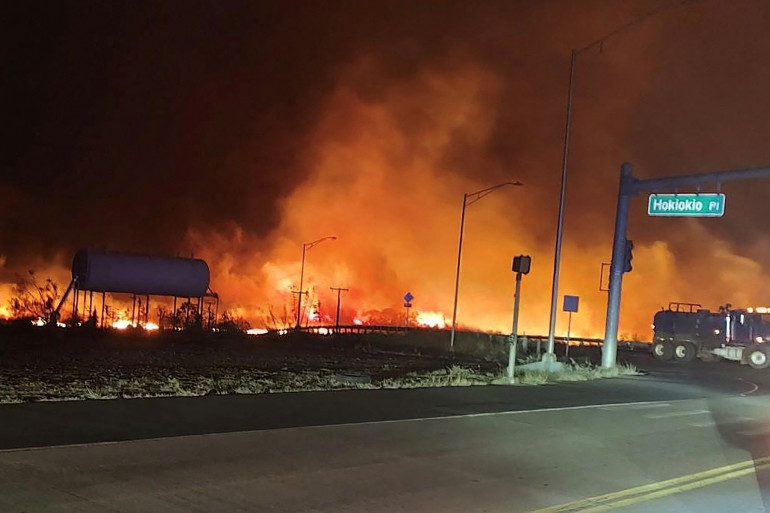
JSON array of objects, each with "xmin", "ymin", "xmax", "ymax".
[
  {"xmin": 515, "ymin": 361, "xmax": 639, "ymax": 385},
  {"xmin": 0, "ymin": 362, "xmax": 640, "ymax": 403},
  {"xmin": 376, "ymin": 365, "xmax": 497, "ymax": 389},
  {"xmin": 516, "ymin": 370, "xmax": 550, "ymax": 385}
]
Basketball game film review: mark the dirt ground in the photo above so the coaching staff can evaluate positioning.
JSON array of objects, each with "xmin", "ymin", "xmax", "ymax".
[{"xmin": 0, "ymin": 324, "xmax": 506, "ymax": 402}]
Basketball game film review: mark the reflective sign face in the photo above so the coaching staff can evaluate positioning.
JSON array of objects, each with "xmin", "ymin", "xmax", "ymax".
[
  {"xmin": 563, "ymin": 295, "xmax": 579, "ymax": 313},
  {"xmin": 647, "ymin": 193, "xmax": 725, "ymax": 217}
]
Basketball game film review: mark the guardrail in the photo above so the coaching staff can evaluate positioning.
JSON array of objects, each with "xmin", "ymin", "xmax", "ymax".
[{"xmin": 288, "ymin": 325, "xmax": 651, "ymax": 350}]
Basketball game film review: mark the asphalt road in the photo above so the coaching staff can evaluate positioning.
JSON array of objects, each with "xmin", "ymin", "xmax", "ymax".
[{"xmin": 3, "ymin": 350, "xmax": 770, "ymax": 512}]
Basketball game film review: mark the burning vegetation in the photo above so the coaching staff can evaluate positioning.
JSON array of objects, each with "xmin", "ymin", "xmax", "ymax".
[{"xmin": 3, "ymin": 2, "xmax": 770, "ymax": 340}]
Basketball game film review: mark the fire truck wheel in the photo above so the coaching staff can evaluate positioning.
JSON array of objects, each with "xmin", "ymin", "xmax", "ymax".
[
  {"xmin": 652, "ymin": 341, "xmax": 673, "ymax": 360},
  {"xmin": 672, "ymin": 342, "xmax": 696, "ymax": 362},
  {"xmin": 746, "ymin": 344, "xmax": 770, "ymax": 370}
]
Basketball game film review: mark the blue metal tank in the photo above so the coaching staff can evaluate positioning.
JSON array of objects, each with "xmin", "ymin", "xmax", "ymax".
[{"xmin": 72, "ymin": 249, "xmax": 210, "ymax": 297}]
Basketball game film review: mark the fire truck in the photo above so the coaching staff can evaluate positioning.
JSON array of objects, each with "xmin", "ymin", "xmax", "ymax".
[{"xmin": 651, "ymin": 302, "xmax": 770, "ymax": 369}]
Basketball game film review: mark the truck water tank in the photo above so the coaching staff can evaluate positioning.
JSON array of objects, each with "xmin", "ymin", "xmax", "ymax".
[{"xmin": 72, "ymin": 249, "xmax": 210, "ymax": 297}]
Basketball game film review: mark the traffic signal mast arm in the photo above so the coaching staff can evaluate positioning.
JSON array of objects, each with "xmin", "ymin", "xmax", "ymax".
[{"xmin": 622, "ymin": 164, "xmax": 770, "ymax": 196}]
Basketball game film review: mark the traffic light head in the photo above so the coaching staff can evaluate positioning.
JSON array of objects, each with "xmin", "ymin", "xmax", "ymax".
[
  {"xmin": 623, "ymin": 239, "xmax": 634, "ymax": 273},
  {"xmin": 512, "ymin": 255, "xmax": 531, "ymax": 274}
]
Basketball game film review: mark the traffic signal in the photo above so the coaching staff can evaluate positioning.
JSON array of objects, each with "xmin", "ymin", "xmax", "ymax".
[
  {"xmin": 512, "ymin": 255, "xmax": 532, "ymax": 274},
  {"xmin": 623, "ymin": 239, "xmax": 634, "ymax": 273}
]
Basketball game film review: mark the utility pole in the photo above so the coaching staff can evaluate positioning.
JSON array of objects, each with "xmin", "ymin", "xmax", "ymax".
[
  {"xmin": 602, "ymin": 163, "xmax": 770, "ymax": 369},
  {"xmin": 295, "ymin": 236, "xmax": 336, "ymax": 329},
  {"xmin": 330, "ymin": 287, "xmax": 349, "ymax": 333}
]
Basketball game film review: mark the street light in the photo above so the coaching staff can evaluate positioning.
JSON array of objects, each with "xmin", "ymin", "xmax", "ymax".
[
  {"xmin": 296, "ymin": 236, "xmax": 337, "ymax": 329},
  {"xmin": 449, "ymin": 181, "xmax": 523, "ymax": 351},
  {"xmin": 545, "ymin": 1, "xmax": 692, "ymax": 363}
]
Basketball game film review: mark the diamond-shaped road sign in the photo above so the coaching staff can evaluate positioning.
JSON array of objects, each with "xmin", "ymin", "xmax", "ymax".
[{"xmin": 403, "ymin": 292, "xmax": 414, "ymax": 303}]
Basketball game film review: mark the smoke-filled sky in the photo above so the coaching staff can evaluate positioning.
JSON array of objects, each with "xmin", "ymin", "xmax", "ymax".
[{"xmin": 3, "ymin": 0, "xmax": 770, "ymax": 337}]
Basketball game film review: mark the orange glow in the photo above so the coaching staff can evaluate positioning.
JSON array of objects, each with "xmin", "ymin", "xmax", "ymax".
[
  {"xmin": 5, "ymin": 56, "xmax": 770, "ymax": 341},
  {"xmin": 416, "ymin": 311, "xmax": 446, "ymax": 329},
  {"xmin": 131, "ymin": 59, "xmax": 770, "ymax": 339},
  {"xmin": 112, "ymin": 319, "xmax": 134, "ymax": 330},
  {"xmin": 111, "ymin": 319, "xmax": 159, "ymax": 332}
]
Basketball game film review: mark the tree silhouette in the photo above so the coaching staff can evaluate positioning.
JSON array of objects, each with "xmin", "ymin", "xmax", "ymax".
[{"xmin": 9, "ymin": 270, "xmax": 60, "ymax": 322}]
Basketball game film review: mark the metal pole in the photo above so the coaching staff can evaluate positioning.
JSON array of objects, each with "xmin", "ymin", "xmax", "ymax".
[
  {"xmin": 565, "ymin": 311, "xmax": 572, "ymax": 359},
  {"xmin": 330, "ymin": 287, "xmax": 348, "ymax": 333},
  {"xmin": 336, "ymin": 290, "xmax": 342, "ymax": 332},
  {"xmin": 507, "ymin": 271, "xmax": 523, "ymax": 380},
  {"xmin": 546, "ymin": 48, "xmax": 577, "ymax": 360},
  {"xmin": 131, "ymin": 294, "xmax": 136, "ymax": 325},
  {"xmin": 146, "ymin": 295, "xmax": 150, "ymax": 325},
  {"xmin": 296, "ymin": 244, "xmax": 307, "ymax": 328},
  {"xmin": 602, "ymin": 162, "xmax": 634, "ymax": 368},
  {"xmin": 449, "ymin": 194, "xmax": 468, "ymax": 351},
  {"xmin": 101, "ymin": 292, "xmax": 105, "ymax": 328}
]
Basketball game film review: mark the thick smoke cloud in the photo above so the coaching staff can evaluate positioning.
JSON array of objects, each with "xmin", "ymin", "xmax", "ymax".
[{"xmin": 3, "ymin": 0, "xmax": 770, "ymax": 336}]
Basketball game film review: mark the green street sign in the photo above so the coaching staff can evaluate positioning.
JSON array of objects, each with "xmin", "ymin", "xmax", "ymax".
[{"xmin": 647, "ymin": 193, "xmax": 725, "ymax": 217}]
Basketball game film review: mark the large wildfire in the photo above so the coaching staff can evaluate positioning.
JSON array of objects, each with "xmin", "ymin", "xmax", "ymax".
[{"xmin": 3, "ymin": 2, "xmax": 770, "ymax": 339}]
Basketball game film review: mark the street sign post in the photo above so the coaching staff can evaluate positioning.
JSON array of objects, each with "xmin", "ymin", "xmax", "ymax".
[
  {"xmin": 563, "ymin": 295, "xmax": 579, "ymax": 313},
  {"xmin": 647, "ymin": 193, "xmax": 725, "ymax": 217},
  {"xmin": 507, "ymin": 256, "xmax": 531, "ymax": 381},
  {"xmin": 403, "ymin": 292, "xmax": 414, "ymax": 328},
  {"xmin": 563, "ymin": 295, "xmax": 579, "ymax": 358}
]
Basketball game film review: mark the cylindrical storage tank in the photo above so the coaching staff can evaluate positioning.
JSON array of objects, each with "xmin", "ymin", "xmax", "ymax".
[{"xmin": 72, "ymin": 249, "xmax": 210, "ymax": 297}]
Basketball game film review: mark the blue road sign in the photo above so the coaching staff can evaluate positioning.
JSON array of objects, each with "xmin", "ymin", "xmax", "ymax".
[
  {"xmin": 404, "ymin": 292, "xmax": 414, "ymax": 303},
  {"xmin": 563, "ymin": 295, "xmax": 579, "ymax": 313}
]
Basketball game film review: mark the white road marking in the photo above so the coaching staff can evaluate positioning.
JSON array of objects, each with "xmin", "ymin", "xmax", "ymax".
[
  {"xmin": 599, "ymin": 402, "xmax": 671, "ymax": 411},
  {"xmin": 646, "ymin": 409, "xmax": 711, "ymax": 419},
  {"xmin": 627, "ymin": 402, "xmax": 672, "ymax": 410},
  {"xmin": 0, "ymin": 399, "xmax": 675, "ymax": 454},
  {"xmin": 689, "ymin": 420, "xmax": 717, "ymax": 428},
  {"xmin": 738, "ymin": 378, "xmax": 760, "ymax": 396}
]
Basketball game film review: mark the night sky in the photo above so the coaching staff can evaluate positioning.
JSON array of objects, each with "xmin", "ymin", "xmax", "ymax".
[{"xmin": 4, "ymin": 0, "xmax": 770, "ymax": 334}]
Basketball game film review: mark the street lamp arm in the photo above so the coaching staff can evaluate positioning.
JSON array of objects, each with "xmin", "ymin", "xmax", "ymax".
[
  {"xmin": 576, "ymin": 0, "xmax": 692, "ymax": 55},
  {"xmin": 304, "ymin": 236, "xmax": 337, "ymax": 250},
  {"xmin": 465, "ymin": 181, "xmax": 524, "ymax": 207}
]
